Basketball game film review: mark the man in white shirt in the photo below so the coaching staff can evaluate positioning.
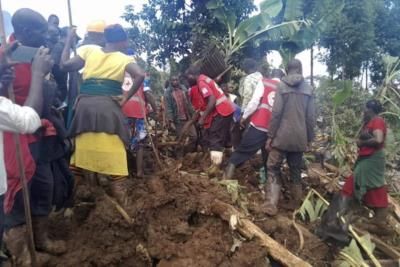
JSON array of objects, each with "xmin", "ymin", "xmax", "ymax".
[
  {"xmin": 224, "ymin": 69, "xmax": 281, "ymax": 180},
  {"xmin": 238, "ymin": 58, "xmax": 264, "ymax": 111}
]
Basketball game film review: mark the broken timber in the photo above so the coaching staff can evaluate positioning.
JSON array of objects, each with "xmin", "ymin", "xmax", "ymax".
[{"xmin": 211, "ymin": 199, "xmax": 312, "ymax": 267}]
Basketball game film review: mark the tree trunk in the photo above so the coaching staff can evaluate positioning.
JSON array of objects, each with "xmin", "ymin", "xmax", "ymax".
[
  {"xmin": 310, "ymin": 46, "xmax": 314, "ymax": 87},
  {"xmin": 211, "ymin": 199, "xmax": 312, "ymax": 267}
]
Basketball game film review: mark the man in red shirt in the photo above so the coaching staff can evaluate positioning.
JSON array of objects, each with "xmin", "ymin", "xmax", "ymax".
[
  {"xmin": 185, "ymin": 65, "xmax": 234, "ymax": 172},
  {"xmin": 1, "ymin": 8, "xmax": 68, "ymax": 265}
]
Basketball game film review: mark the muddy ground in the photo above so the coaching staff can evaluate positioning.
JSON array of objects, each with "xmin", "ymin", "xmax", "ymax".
[{"xmin": 44, "ymin": 152, "xmax": 398, "ymax": 267}]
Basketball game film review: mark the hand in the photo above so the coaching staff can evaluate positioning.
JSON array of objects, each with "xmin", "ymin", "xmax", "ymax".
[
  {"xmin": 0, "ymin": 67, "xmax": 15, "ymax": 93},
  {"xmin": 66, "ymin": 26, "xmax": 78, "ymax": 48},
  {"xmin": 356, "ymin": 139, "xmax": 363, "ymax": 147},
  {"xmin": 149, "ymin": 111, "xmax": 158, "ymax": 121},
  {"xmin": 265, "ymin": 139, "xmax": 272, "ymax": 152},
  {"xmin": 31, "ymin": 47, "xmax": 54, "ymax": 76},
  {"xmin": 305, "ymin": 142, "xmax": 312, "ymax": 152},
  {"xmin": 168, "ymin": 120, "xmax": 176, "ymax": 130},
  {"xmin": 198, "ymin": 116, "xmax": 205, "ymax": 127},
  {"xmin": 111, "ymin": 95, "xmax": 127, "ymax": 106},
  {"xmin": 240, "ymin": 117, "xmax": 247, "ymax": 129}
]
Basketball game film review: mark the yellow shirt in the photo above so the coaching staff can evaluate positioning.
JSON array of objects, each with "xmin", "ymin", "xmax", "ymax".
[{"xmin": 78, "ymin": 45, "xmax": 134, "ymax": 82}]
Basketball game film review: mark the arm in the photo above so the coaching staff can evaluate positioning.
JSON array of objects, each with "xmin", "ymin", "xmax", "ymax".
[
  {"xmin": 164, "ymin": 91, "xmax": 175, "ymax": 122},
  {"xmin": 267, "ymin": 89, "xmax": 284, "ymax": 139},
  {"xmin": 144, "ymin": 91, "xmax": 157, "ymax": 114},
  {"xmin": 25, "ymin": 47, "xmax": 54, "ymax": 115},
  {"xmin": 124, "ymin": 63, "xmax": 145, "ymax": 101},
  {"xmin": 305, "ymin": 95, "xmax": 316, "ymax": 143},
  {"xmin": 60, "ymin": 29, "xmax": 85, "ymax": 72},
  {"xmin": 358, "ymin": 129, "xmax": 384, "ymax": 148},
  {"xmin": 0, "ymin": 97, "xmax": 41, "ymax": 133},
  {"xmin": 201, "ymin": 95, "xmax": 216, "ymax": 120},
  {"xmin": 242, "ymin": 80, "xmax": 264, "ymax": 120}
]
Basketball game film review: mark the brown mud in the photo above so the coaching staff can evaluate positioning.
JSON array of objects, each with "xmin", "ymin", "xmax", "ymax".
[{"xmin": 43, "ymin": 154, "xmax": 395, "ymax": 267}]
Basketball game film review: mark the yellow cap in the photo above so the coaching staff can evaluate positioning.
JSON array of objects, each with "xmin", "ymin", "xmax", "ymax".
[{"xmin": 86, "ymin": 20, "xmax": 106, "ymax": 33}]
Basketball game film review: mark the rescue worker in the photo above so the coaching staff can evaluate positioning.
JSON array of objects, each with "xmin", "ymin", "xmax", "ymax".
[
  {"xmin": 223, "ymin": 69, "xmax": 278, "ymax": 180},
  {"xmin": 263, "ymin": 59, "xmax": 315, "ymax": 216},
  {"xmin": 185, "ymin": 65, "xmax": 234, "ymax": 172}
]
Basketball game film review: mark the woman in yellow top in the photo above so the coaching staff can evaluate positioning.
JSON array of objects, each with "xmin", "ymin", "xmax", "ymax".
[{"xmin": 60, "ymin": 24, "xmax": 144, "ymax": 205}]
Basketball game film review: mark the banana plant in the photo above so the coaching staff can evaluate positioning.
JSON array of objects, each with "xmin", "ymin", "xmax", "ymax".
[{"xmin": 205, "ymin": 0, "xmax": 307, "ymax": 63}]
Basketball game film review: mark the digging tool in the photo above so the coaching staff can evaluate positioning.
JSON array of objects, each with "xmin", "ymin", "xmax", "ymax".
[
  {"xmin": 0, "ymin": 2, "xmax": 37, "ymax": 266},
  {"xmin": 138, "ymin": 97, "xmax": 163, "ymax": 170},
  {"xmin": 67, "ymin": 0, "xmax": 77, "ymax": 56}
]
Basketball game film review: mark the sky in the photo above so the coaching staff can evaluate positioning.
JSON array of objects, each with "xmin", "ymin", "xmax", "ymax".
[{"xmin": 3, "ymin": 0, "xmax": 327, "ymax": 77}]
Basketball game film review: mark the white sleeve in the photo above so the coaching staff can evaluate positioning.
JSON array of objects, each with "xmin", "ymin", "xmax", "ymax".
[
  {"xmin": 0, "ymin": 97, "xmax": 42, "ymax": 134},
  {"xmin": 242, "ymin": 80, "xmax": 264, "ymax": 120}
]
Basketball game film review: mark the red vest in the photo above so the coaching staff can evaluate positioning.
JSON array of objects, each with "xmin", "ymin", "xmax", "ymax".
[
  {"xmin": 250, "ymin": 79, "xmax": 278, "ymax": 130},
  {"xmin": 188, "ymin": 85, "xmax": 214, "ymax": 128},
  {"xmin": 122, "ymin": 85, "xmax": 147, "ymax": 119},
  {"xmin": 197, "ymin": 75, "xmax": 234, "ymax": 117}
]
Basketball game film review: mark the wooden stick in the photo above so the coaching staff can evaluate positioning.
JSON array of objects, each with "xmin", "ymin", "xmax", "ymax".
[
  {"xmin": 0, "ymin": 3, "xmax": 37, "ymax": 266},
  {"xmin": 211, "ymin": 199, "xmax": 312, "ymax": 267},
  {"xmin": 67, "ymin": 0, "xmax": 77, "ymax": 56},
  {"xmin": 389, "ymin": 196, "xmax": 400, "ymax": 221},
  {"xmin": 354, "ymin": 227, "xmax": 400, "ymax": 260},
  {"xmin": 104, "ymin": 195, "xmax": 134, "ymax": 225},
  {"xmin": 347, "ymin": 224, "xmax": 382, "ymax": 267},
  {"xmin": 138, "ymin": 97, "xmax": 163, "ymax": 169}
]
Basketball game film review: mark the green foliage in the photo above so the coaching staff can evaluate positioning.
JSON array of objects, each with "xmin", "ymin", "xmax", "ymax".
[
  {"xmin": 319, "ymin": 0, "xmax": 378, "ymax": 79},
  {"xmin": 122, "ymin": 0, "xmax": 256, "ymax": 66},
  {"xmin": 335, "ymin": 236, "xmax": 375, "ymax": 267},
  {"xmin": 297, "ymin": 190, "xmax": 328, "ymax": 222},
  {"xmin": 218, "ymin": 180, "xmax": 249, "ymax": 214},
  {"xmin": 205, "ymin": 0, "xmax": 305, "ymax": 63}
]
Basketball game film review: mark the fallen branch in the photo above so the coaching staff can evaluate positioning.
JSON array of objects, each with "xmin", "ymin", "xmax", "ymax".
[
  {"xmin": 211, "ymin": 199, "xmax": 312, "ymax": 267},
  {"xmin": 389, "ymin": 196, "xmax": 400, "ymax": 221},
  {"xmin": 291, "ymin": 211, "xmax": 305, "ymax": 253},
  {"xmin": 104, "ymin": 195, "xmax": 134, "ymax": 225},
  {"xmin": 354, "ymin": 227, "xmax": 400, "ymax": 260},
  {"xmin": 157, "ymin": 141, "xmax": 180, "ymax": 147}
]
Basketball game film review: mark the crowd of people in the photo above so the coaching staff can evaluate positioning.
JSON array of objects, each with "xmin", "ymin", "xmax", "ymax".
[{"xmin": 0, "ymin": 7, "xmax": 391, "ymax": 266}]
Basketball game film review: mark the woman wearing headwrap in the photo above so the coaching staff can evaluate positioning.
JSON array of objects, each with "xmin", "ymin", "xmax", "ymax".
[
  {"xmin": 60, "ymin": 24, "xmax": 144, "ymax": 205},
  {"xmin": 317, "ymin": 100, "xmax": 388, "ymax": 243}
]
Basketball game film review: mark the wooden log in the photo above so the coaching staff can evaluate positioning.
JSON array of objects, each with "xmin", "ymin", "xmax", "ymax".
[
  {"xmin": 211, "ymin": 199, "xmax": 312, "ymax": 267},
  {"xmin": 157, "ymin": 141, "xmax": 180, "ymax": 147},
  {"xmin": 389, "ymin": 196, "xmax": 400, "ymax": 221}
]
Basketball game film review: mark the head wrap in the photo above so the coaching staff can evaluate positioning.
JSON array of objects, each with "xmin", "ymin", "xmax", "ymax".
[
  {"xmin": 87, "ymin": 20, "xmax": 106, "ymax": 33},
  {"xmin": 366, "ymin": 99, "xmax": 383, "ymax": 114},
  {"xmin": 104, "ymin": 24, "xmax": 127, "ymax": 43}
]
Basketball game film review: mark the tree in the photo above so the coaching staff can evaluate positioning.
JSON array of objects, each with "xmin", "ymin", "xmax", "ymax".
[
  {"xmin": 122, "ymin": 0, "xmax": 256, "ymax": 66},
  {"xmin": 318, "ymin": 0, "xmax": 378, "ymax": 79}
]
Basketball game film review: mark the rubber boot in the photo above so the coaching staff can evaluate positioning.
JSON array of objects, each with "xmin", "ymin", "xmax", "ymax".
[
  {"xmin": 207, "ymin": 151, "xmax": 223, "ymax": 176},
  {"xmin": 32, "ymin": 216, "xmax": 67, "ymax": 255},
  {"xmin": 223, "ymin": 163, "xmax": 236, "ymax": 180},
  {"xmin": 110, "ymin": 178, "xmax": 129, "ymax": 206},
  {"xmin": 291, "ymin": 183, "xmax": 303, "ymax": 205},
  {"xmin": 3, "ymin": 225, "xmax": 31, "ymax": 267},
  {"xmin": 366, "ymin": 207, "xmax": 391, "ymax": 235},
  {"xmin": 315, "ymin": 193, "xmax": 352, "ymax": 245},
  {"xmin": 136, "ymin": 146, "xmax": 144, "ymax": 178},
  {"xmin": 261, "ymin": 177, "xmax": 282, "ymax": 216}
]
